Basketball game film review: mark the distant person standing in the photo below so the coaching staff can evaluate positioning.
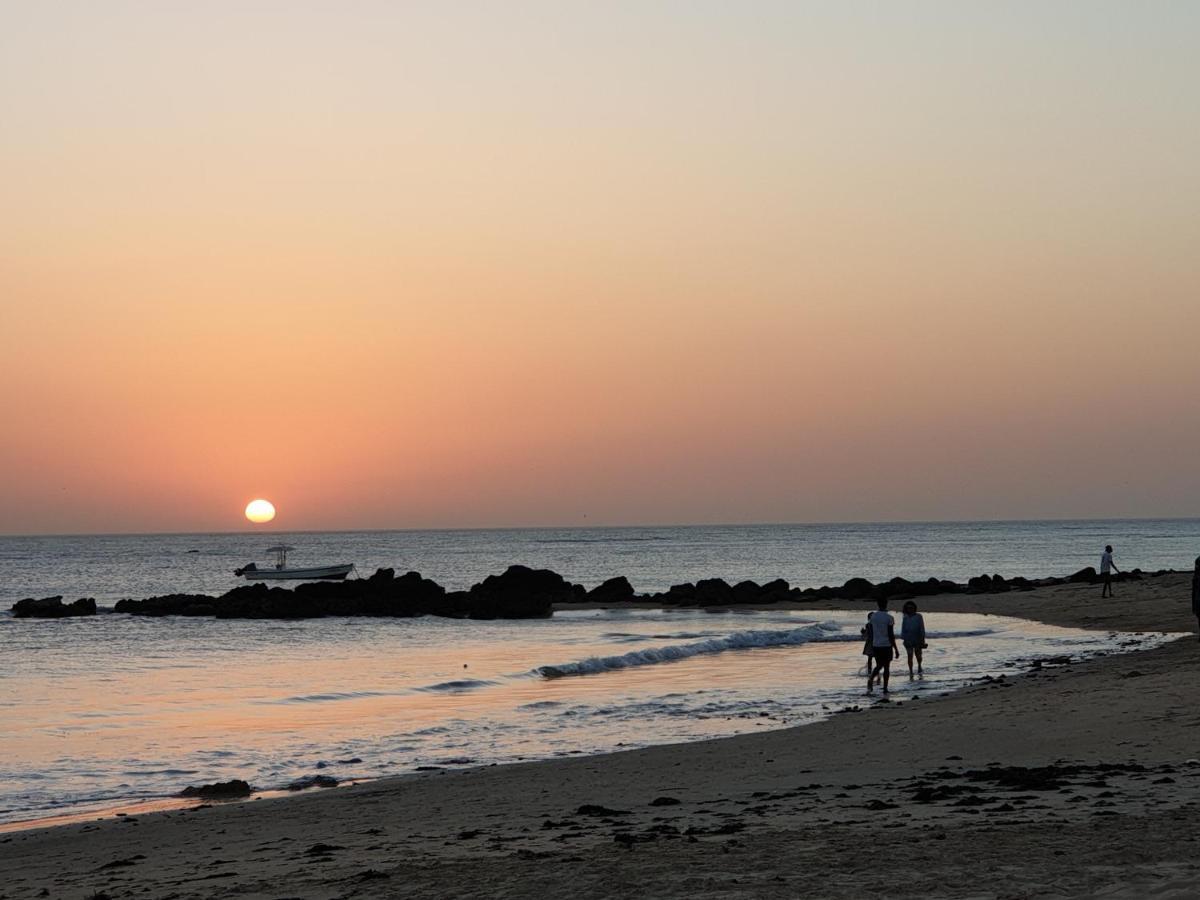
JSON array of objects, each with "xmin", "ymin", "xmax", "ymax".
[
  {"xmin": 1100, "ymin": 545, "xmax": 1120, "ymax": 598},
  {"xmin": 866, "ymin": 598, "xmax": 899, "ymax": 695},
  {"xmin": 1191, "ymin": 556, "xmax": 1200, "ymax": 642}
]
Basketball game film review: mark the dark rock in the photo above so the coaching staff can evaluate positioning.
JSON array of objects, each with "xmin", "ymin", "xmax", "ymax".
[
  {"xmin": 840, "ymin": 578, "xmax": 876, "ymax": 600},
  {"xmin": 12, "ymin": 596, "xmax": 97, "ymax": 618},
  {"xmin": 466, "ymin": 565, "xmax": 575, "ymax": 618},
  {"xmin": 660, "ymin": 583, "xmax": 696, "ymax": 605},
  {"xmin": 966, "ymin": 574, "xmax": 993, "ymax": 594},
  {"xmin": 1068, "ymin": 567, "xmax": 1099, "ymax": 584},
  {"xmin": 114, "ymin": 594, "xmax": 215, "ymax": 616},
  {"xmin": 731, "ymin": 580, "xmax": 761, "ymax": 604},
  {"xmin": 648, "ymin": 796, "xmax": 682, "ymax": 806},
  {"xmin": 757, "ymin": 578, "xmax": 791, "ymax": 603},
  {"xmin": 908, "ymin": 578, "xmax": 948, "ymax": 597},
  {"xmin": 286, "ymin": 775, "xmax": 339, "ymax": 791},
  {"xmin": 110, "ymin": 568, "xmax": 541, "ymax": 620},
  {"xmin": 880, "ymin": 577, "xmax": 915, "ymax": 598},
  {"xmin": 693, "ymin": 578, "xmax": 734, "ymax": 607},
  {"xmin": 587, "ymin": 576, "xmax": 635, "ymax": 604},
  {"xmin": 179, "ymin": 779, "xmax": 252, "ymax": 799}
]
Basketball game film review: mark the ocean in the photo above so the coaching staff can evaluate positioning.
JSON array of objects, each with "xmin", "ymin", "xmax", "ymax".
[
  {"xmin": 1, "ymin": 519, "xmax": 1195, "ymax": 828},
  {"xmin": 3, "ymin": 518, "xmax": 1199, "ymax": 604}
]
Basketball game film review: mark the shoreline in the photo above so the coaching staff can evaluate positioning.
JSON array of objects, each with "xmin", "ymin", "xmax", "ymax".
[
  {"xmin": 3, "ymin": 574, "xmax": 1198, "ymax": 898},
  {"xmin": 3, "ymin": 576, "xmax": 1191, "ymax": 830},
  {"xmin": 4, "ymin": 615, "xmax": 1152, "ymax": 836}
]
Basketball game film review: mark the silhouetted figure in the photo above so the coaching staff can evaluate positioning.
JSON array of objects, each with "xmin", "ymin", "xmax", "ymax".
[
  {"xmin": 861, "ymin": 613, "xmax": 876, "ymax": 684},
  {"xmin": 866, "ymin": 597, "xmax": 899, "ymax": 694},
  {"xmin": 1100, "ymin": 544, "xmax": 1120, "ymax": 598},
  {"xmin": 901, "ymin": 600, "xmax": 927, "ymax": 678},
  {"xmin": 1191, "ymin": 557, "xmax": 1200, "ymax": 643}
]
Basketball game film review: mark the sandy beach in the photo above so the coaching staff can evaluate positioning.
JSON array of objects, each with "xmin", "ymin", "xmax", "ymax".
[{"xmin": 3, "ymin": 573, "xmax": 1198, "ymax": 899}]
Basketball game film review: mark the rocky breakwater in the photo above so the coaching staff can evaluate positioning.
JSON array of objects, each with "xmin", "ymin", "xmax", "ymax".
[
  {"xmin": 11, "ymin": 596, "xmax": 98, "ymax": 618},
  {"xmin": 626, "ymin": 566, "xmax": 1164, "ymax": 608},
  {"xmin": 108, "ymin": 565, "xmax": 579, "ymax": 620},
  {"xmin": 11, "ymin": 565, "xmax": 1174, "ymax": 620}
]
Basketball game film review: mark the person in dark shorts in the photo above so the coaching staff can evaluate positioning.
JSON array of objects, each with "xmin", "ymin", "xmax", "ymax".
[
  {"xmin": 1100, "ymin": 545, "xmax": 1120, "ymax": 598},
  {"xmin": 1191, "ymin": 556, "xmax": 1200, "ymax": 643},
  {"xmin": 866, "ymin": 597, "xmax": 899, "ymax": 694}
]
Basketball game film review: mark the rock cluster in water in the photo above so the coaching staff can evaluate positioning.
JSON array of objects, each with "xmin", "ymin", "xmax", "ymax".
[
  {"xmin": 10, "ymin": 596, "xmax": 97, "ymax": 618},
  {"xmin": 8, "ymin": 564, "xmax": 1170, "ymax": 620},
  {"xmin": 178, "ymin": 779, "xmax": 252, "ymax": 799},
  {"xmin": 107, "ymin": 565, "xmax": 572, "ymax": 620},
  {"xmin": 631, "ymin": 566, "xmax": 1155, "ymax": 607}
]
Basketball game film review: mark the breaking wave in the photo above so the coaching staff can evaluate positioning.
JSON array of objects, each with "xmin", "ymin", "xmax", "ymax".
[
  {"xmin": 536, "ymin": 622, "xmax": 846, "ymax": 678},
  {"xmin": 535, "ymin": 624, "xmax": 1003, "ymax": 678}
]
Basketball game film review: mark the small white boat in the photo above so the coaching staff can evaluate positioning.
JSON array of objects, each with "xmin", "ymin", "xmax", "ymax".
[{"xmin": 234, "ymin": 546, "xmax": 355, "ymax": 581}]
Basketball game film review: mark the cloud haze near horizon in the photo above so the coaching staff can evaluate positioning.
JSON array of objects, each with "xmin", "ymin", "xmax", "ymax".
[{"xmin": 2, "ymin": 1, "xmax": 1198, "ymax": 534}]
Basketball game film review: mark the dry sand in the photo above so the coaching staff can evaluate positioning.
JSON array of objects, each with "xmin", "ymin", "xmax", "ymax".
[{"xmin": 3, "ymin": 574, "xmax": 1199, "ymax": 899}]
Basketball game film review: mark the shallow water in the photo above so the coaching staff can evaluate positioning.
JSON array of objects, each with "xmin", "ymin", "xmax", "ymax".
[{"xmin": 0, "ymin": 607, "xmax": 1172, "ymax": 825}]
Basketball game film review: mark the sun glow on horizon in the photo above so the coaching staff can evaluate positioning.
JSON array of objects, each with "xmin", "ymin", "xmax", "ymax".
[{"xmin": 244, "ymin": 499, "xmax": 276, "ymax": 524}]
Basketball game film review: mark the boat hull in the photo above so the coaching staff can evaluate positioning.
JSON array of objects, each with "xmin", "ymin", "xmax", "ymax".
[{"xmin": 238, "ymin": 564, "xmax": 354, "ymax": 581}]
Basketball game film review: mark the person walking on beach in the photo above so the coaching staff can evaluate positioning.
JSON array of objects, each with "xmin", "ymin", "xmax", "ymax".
[
  {"xmin": 901, "ymin": 600, "xmax": 926, "ymax": 678},
  {"xmin": 1191, "ymin": 556, "xmax": 1200, "ymax": 642},
  {"xmin": 861, "ymin": 613, "xmax": 876, "ymax": 684},
  {"xmin": 1100, "ymin": 545, "xmax": 1120, "ymax": 597},
  {"xmin": 866, "ymin": 598, "xmax": 899, "ymax": 695}
]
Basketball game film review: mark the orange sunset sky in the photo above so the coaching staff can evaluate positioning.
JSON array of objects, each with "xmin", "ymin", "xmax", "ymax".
[{"xmin": 2, "ymin": 2, "xmax": 1198, "ymax": 534}]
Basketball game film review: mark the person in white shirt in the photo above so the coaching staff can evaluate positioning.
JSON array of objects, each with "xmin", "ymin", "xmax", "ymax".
[
  {"xmin": 866, "ymin": 597, "xmax": 899, "ymax": 694},
  {"xmin": 1100, "ymin": 545, "xmax": 1120, "ymax": 598}
]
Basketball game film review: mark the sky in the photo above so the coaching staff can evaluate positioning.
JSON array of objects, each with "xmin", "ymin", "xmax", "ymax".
[{"xmin": 2, "ymin": 1, "xmax": 1198, "ymax": 534}]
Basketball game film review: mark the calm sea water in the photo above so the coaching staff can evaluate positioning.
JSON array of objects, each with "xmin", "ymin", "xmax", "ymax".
[
  {"xmin": 2, "ymin": 519, "xmax": 1198, "ymax": 604},
  {"xmin": 0, "ymin": 520, "xmax": 1193, "ymax": 827}
]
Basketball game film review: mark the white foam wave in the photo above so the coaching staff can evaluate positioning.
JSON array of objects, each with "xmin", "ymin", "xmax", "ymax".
[
  {"xmin": 536, "ymin": 622, "xmax": 846, "ymax": 678},
  {"xmin": 535, "ymin": 623, "xmax": 1004, "ymax": 678}
]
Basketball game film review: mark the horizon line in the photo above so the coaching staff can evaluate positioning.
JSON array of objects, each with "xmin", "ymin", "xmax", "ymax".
[{"xmin": 3, "ymin": 514, "xmax": 1198, "ymax": 540}]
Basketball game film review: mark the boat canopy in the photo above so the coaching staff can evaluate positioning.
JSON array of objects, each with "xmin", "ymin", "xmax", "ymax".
[{"xmin": 265, "ymin": 545, "xmax": 297, "ymax": 553}]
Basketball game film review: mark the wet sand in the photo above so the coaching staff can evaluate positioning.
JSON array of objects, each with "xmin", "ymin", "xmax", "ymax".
[{"xmin": 2, "ymin": 574, "xmax": 1198, "ymax": 899}]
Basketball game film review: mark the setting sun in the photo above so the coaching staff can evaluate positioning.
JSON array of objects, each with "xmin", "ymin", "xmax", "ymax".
[{"xmin": 244, "ymin": 499, "xmax": 276, "ymax": 524}]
